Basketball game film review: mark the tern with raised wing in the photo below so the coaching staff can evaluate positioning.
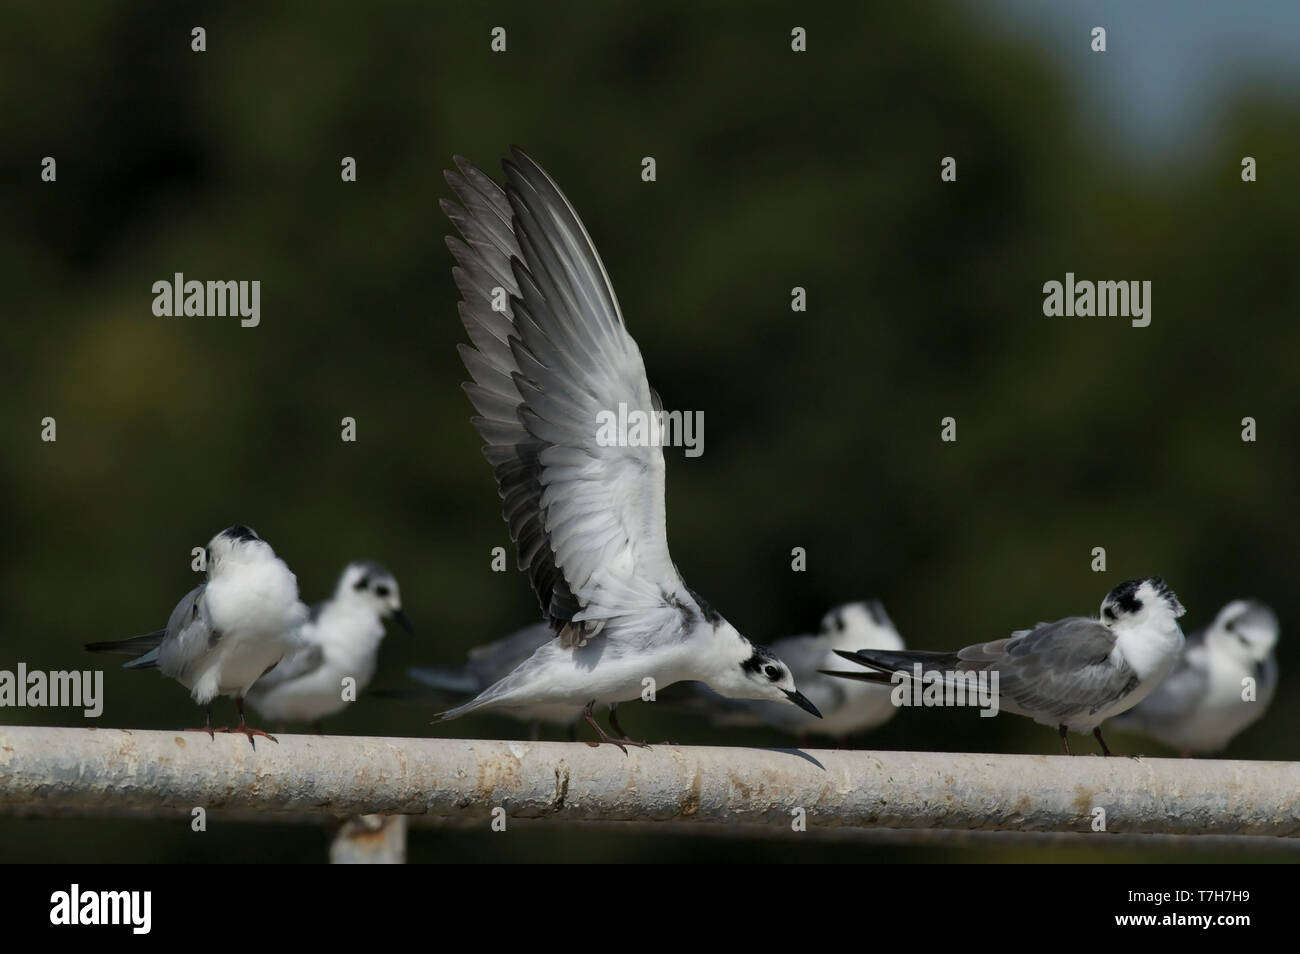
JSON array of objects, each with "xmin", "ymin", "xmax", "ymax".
[{"xmin": 437, "ymin": 148, "xmax": 821, "ymax": 747}]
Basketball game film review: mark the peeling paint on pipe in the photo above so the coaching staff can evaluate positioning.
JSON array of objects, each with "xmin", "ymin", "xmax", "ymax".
[{"xmin": 0, "ymin": 727, "xmax": 1296, "ymax": 838}]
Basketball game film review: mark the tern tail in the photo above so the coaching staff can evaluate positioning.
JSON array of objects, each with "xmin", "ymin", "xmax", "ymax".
[
  {"xmin": 830, "ymin": 648, "xmax": 963, "ymax": 678},
  {"xmin": 84, "ymin": 631, "xmax": 165, "ymax": 669},
  {"xmin": 407, "ymin": 665, "xmax": 480, "ymax": 696}
]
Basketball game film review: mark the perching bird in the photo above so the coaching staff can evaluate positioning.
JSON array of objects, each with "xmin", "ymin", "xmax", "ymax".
[
  {"xmin": 245, "ymin": 561, "xmax": 412, "ymax": 730},
  {"xmin": 395, "ymin": 622, "xmax": 578, "ymax": 735},
  {"xmin": 401, "ymin": 601, "xmax": 903, "ymax": 741},
  {"xmin": 439, "ymin": 148, "xmax": 820, "ymax": 747},
  {"xmin": 823, "ymin": 578, "xmax": 1186, "ymax": 755},
  {"xmin": 86, "ymin": 525, "xmax": 306, "ymax": 746},
  {"xmin": 1112, "ymin": 599, "xmax": 1278, "ymax": 755},
  {"xmin": 673, "ymin": 601, "xmax": 905, "ymax": 740}
]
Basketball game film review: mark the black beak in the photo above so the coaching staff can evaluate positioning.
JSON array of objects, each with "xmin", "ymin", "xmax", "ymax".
[
  {"xmin": 784, "ymin": 688, "xmax": 822, "ymax": 719},
  {"xmin": 392, "ymin": 609, "xmax": 414, "ymax": 635}
]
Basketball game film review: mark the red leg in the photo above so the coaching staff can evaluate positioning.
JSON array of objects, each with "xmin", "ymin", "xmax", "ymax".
[
  {"xmin": 607, "ymin": 704, "xmax": 651, "ymax": 749},
  {"xmin": 185, "ymin": 706, "xmax": 216, "ymax": 740},
  {"xmin": 581, "ymin": 701, "xmax": 628, "ymax": 754},
  {"xmin": 1058, "ymin": 724, "xmax": 1072, "ymax": 755},
  {"xmin": 1092, "ymin": 727, "xmax": 1113, "ymax": 757},
  {"xmin": 216, "ymin": 697, "xmax": 278, "ymax": 749}
]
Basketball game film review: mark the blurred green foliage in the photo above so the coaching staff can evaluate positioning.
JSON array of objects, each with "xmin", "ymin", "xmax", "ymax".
[{"xmin": 1, "ymin": 1, "xmax": 1297, "ymax": 862}]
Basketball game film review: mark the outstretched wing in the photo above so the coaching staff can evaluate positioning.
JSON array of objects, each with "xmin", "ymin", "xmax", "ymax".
[{"xmin": 444, "ymin": 149, "xmax": 687, "ymax": 646}]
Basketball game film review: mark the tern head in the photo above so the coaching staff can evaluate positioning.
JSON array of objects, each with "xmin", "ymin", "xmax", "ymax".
[
  {"xmin": 205, "ymin": 525, "xmax": 274, "ymax": 575},
  {"xmin": 706, "ymin": 620, "xmax": 822, "ymax": 717},
  {"xmin": 337, "ymin": 561, "xmax": 413, "ymax": 634},
  {"xmin": 1206, "ymin": 599, "xmax": 1278, "ymax": 663},
  {"xmin": 1100, "ymin": 577, "xmax": 1185, "ymax": 630}
]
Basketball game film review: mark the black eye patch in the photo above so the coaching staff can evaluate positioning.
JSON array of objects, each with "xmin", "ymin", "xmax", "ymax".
[
  {"xmin": 353, "ymin": 575, "xmax": 371, "ymax": 591},
  {"xmin": 763, "ymin": 664, "xmax": 781, "ymax": 680},
  {"xmin": 375, "ymin": 585, "xmax": 391, "ymax": 597}
]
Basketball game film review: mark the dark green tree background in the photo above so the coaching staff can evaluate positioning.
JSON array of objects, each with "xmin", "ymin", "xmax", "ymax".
[{"xmin": 1, "ymin": 2, "xmax": 1296, "ymax": 861}]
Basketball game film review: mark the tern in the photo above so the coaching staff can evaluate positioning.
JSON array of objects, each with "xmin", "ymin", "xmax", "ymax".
[
  {"xmin": 246, "ymin": 561, "xmax": 412, "ymax": 730},
  {"xmin": 438, "ymin": 148, "xmax": 821, "ymax": 747},
  {"xmin": 824, "ymin": 577, "xmax": 1186, "ymax": 755},
  {"xmin": 1112, "ymin": 599, "xmax": 1278, "ymax": 755},
  {"xmin": 673, "ymin": 600, "xmax": 904, "ymax": 741},
  {"xmin": 86, "ymin": 525, "xmax": 306, "ymax": 746},
  {"xmin": 392, "ymin": 622, "xmax": 578, "ymax": 736}
]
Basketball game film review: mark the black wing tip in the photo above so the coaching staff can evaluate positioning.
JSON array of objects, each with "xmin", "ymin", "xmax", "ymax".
[
  {"xmin": 501, "ymin": 149, "xmax": 553, "ymax": 200},
  {"xmin": 445, "ymin": 154, "xmax": 485, "ymax": 186},
  {"xmin": 453, "ymin": 153, "xmax": 482, "ymax": 176}
]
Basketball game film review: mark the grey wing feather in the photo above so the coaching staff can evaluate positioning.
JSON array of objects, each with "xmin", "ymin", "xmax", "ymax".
[
  {"xmin": 443, "ymin": 158, "xmax": 578, "ymax": 629},
  {"xmin": 251, "ymin": 643, "xmax": 326, "ymax": 694},
  {"xmin": 962, "ymin": 617, "xmax": 1134, "ymax": 720},
  {"xmin": 466, "ymin": 621, "xmax": 557, "ymax": 685},
  {"xmin": 406, "ymin": 666, "xmax": 480, "ymax": 697},
  {"xmin": 121, "ymin": 644, "xmax": 162, "ymax": 670},
  {"xmin": 409, "ymin": 622, "xmax": 557, "ymax": 697},
  {"xmin": 155, "ymin": 584, "xmax": 218, "ymax": 680},
  {"xmin": 445, "ymin": 150, "xmax": 687, "ymax": 648}
]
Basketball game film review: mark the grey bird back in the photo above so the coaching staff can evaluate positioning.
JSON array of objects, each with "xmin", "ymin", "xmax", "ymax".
[{"xmin": 156, "ymin": 584, "xmax": 218, "ymax": 680}]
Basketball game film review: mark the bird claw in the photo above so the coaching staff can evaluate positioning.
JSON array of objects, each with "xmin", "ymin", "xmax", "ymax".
[
  {"xmin": 584, "ymin": 737, "xmax": 629, "ymax": 755},
  {"xmin": 217, "ymin": 724, "xmax": 278, "ymax": 748}
]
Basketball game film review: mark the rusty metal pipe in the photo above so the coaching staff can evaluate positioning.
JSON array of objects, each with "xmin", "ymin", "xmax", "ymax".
[{"xmin": 1, "ymin": 726, "xmax": 1296, "ymax": 838}]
